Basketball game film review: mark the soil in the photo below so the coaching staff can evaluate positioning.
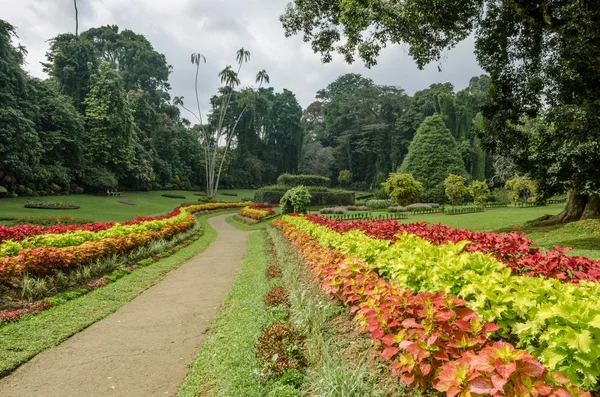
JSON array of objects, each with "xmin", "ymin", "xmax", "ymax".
[{"xmin": 0, "ymin": 214, "xmax": 252, "ymax": 397}]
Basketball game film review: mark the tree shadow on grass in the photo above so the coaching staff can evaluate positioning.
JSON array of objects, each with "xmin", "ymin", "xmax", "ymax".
[{"xmin": 549, "ymin": 237, "xmax": 600, "ymax": 253}]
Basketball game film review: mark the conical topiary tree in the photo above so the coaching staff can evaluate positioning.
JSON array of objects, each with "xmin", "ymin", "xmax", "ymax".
[{"xmin": 399, "ymin": 114, "xmax": 467, "ymax": 202}]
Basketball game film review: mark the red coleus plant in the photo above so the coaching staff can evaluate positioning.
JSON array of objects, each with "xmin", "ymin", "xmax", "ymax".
[
  {"xmin": 304, "ymin": 214, "xmax": 600, "ymax": 284},
  {"xmin": 0, "ymin": 300, "xmax": 52, "ymax": 323},
  {"xmin": 266, "ymin": 265, "xmax": 282, "ymax": 279},
  {"xmin": 273, "ymin": 218, "xmax": 590, "ymax": 397},
  {"xmin": 435, "ymin": 342, "xmax": 590, "ymax": 397},
  {"xmin": 255, "ymin": 321, "xmax": 305, "ymax": 380},
  {"xmin": 264, "ymin": 286, "xmax": 289, "ymax": 308},
  {"xmin": 0, "ymin": 203, "xmax": 242, "ymax": 243}
]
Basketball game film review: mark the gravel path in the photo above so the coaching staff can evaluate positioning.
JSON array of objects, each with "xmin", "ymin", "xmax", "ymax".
[{"xmin": 0, "ymin": 214, "xmax": 250, "ymax": 397}]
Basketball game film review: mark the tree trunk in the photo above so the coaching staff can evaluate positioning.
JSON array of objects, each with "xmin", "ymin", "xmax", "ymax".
[{"xmin": 532, "ymin": 192, "xmax": 600, "ymax": 226}]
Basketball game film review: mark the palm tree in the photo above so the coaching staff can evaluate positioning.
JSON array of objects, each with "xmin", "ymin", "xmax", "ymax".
[
  {"xmin": 255, "ymin": 69, "xmax": 270, "ymax": 88},
  {"xmin": 74, "ymin": 0, "xmax": 79, "ymax": 37},
  {"xmin": 218, "ymin": 65, "xmax": 240, "ymax": 87},
  {"xmin": 190, "ymin": 52, "xmax": 209, "ymax": 192},
  {"xmin": 173, "ymin": 96, "xmax": 201, "ymax": 124},
  {"xmin": 190, "ymin": 53, "xmax": 207, "ymax": 125},
  {"xmin": 235, "ymin": 47, "xmax": 251, "ymax": 72}
]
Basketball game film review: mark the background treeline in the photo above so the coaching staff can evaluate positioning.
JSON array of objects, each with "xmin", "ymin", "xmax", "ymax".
[
  {"xmin": 0, "ymin": 21, "xmax": 304, "ymax": 197},
  {"xmin": 300, "ymin": 73, "xmax": 494, "ymax": 199}
]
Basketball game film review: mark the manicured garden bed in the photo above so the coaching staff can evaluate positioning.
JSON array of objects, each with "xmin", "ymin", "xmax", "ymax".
[{"xmin": 274, "ymin": 214, "xmax": 597, "ymax": 394}]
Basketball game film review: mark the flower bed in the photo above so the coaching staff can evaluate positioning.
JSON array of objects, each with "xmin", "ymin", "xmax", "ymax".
[
  {"xmin": 238, "ymin": 205, "xmax": 277, "ymax": 221},
  {"xmin": 303, "ymin": 214, "xmax": 600, "ymax": 284},
  {"xmin": 279, "ymin": 215, "xmax": 600, "ymax": 391},
  {"xmin": 0, "ymin": 203, "xmax": 245, "ymax": 283},
  {"xmin": 274, "ymin": 217, "xmax": 589, "ymax": 396}
]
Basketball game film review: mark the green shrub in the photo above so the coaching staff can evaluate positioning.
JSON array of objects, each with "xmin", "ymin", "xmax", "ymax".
[
  {"xmin": 280, "ymin": 186, "xmax": 312, "ymax": 214},
  {"xmin": 337, "ymin": 169, "xmax": 352, "ymax": 187},
  {"xmin": 276, "ymin": 173, "xmax": 330, "ymax": 187},
  {"xmin": 365, "ymin": 199, "xmax": 395, "ymax": 210},
  {"xmin": 373, "ymin": 188, "xmax": 389, "ymax": 200},
  {"xmin": 355, "ymin": 192, "xmax": 374, "ymax": 200},
  {"xmin": 470, "ymin": 180, "xmax": 491, "ymax": 205},
  {"xmin": 383, "ymin": 173, "xmax": 423, "ymax": 206},
  {"xmin": 255, "ymin": 188, "xmax": 354, "ymax": 206},
  {"xmin": 505, "ymin": 177, "xmax": 537, "ymax": 203},
  {"xmin": 82, "ymin": 167, "xmax": 118, "ymax": 192},
  {"xmin": 0, "ymin": 186, "xmax": 7, "ymax": 198},
  {"xmin": 444, "ymin": 174, "xmax": 469, "ymax": 205}
]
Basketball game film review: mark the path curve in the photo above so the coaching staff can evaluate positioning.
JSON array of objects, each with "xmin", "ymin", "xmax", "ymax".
[{"xmin": 0, "ymin": 214, "xmax": 250, "ymax": 397}]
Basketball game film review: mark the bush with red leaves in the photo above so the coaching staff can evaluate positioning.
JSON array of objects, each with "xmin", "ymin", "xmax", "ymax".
[
  {"xmin": 264, "ymin": 286, "xmax": 289, "ymax": 308},
  {"xmin": 255, "ymin": 321, "xmax": 305, "ymax": 379}
]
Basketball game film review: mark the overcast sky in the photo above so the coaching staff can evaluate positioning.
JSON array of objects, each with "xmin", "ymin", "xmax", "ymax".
[{"xmin": 1, "ymin": 0, "xmax": 484, "ymax": 115}]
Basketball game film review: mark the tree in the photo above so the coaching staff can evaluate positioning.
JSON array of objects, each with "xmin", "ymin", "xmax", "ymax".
[
  {"xmin": 0, "ymin": 20, "xmax": 42, "ymax": 194},
  {"xmin": 400, "ymin": 115, "xmax": 467, "ymax": 203},
  {"xmin": 383, "ymin": 173, "xmax": 423, "ymax": 206},
  {"xmin": 181, "ymin": 48, "xmax": 272, "ymax": 196},
  {"xmin": 83, "ymin": 62, "xmax": 137, "ymax": 183},
  {"xmin": 280, "ymin": 0, "xmax": 600, "ymax": 223},
  {"xmin": 444, "ymin": 174, "xmax": 469, "ymax": 206},
  {"xmin": 337, "ymin": 169, "xmax": 352, "ymax": 187},
  {"xmin": 505, "ymin": 177, "xmax": 537, "ymax": 204},
  {"xmin": 299, "ymin": 141, "xmax": 333, "ymax": 177},
  {"xmin": 470, "ymin": 180, "xmax": 491, "ymax": 205},
  {"xmin": 42, "ymin": 33, "xmax": 98, "ymax": 111},
  {"xmin": 73, "ymin": 0, "xmax": 79, "ymax": 37}
]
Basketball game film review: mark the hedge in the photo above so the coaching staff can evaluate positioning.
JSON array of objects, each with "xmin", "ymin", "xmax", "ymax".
[
  {"xmin": 276, "ymin": 173, "xmax": 331, "ymax": 187},
  {"xmin": 254, "ymin": 188, "xmax": 354, "ymax": 206}
]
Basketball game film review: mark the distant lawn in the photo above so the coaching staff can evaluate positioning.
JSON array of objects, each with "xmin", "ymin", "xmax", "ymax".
[
  {"xmin": 397, "ymin": 204, "xmax": 564, "ymax": 232},
  {"xmin": 0, "ymin": 189, "xmax": 254, "ymax": 222}
]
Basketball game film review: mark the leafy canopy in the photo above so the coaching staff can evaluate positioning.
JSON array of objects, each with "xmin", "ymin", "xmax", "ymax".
[
  {"xmin": 383, "ymin": 173, "xmax": 423, "ymax": 206},
  {"xmin": 280, "ymin": 0, "xmax": 600, "ymax": 215},
  {"xmin": 444, "ymin": 174, "xmax": 469, "ymax": 206}
]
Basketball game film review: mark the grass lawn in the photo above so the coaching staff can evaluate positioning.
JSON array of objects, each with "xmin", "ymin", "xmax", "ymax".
[
  {"xmin": 396, "ymin": 204, "xmax": 564, "ymax": 231},
  {"xmin": 178, "ymin": 231, "xmax": 271, "ymax": 397},
  {"xmin": 0, "ymin": 189, "xmax": 253, "ymax": 223},
  {"xmin": 0, "ymin": 212, "xmax": 229, "ymax": 376}
]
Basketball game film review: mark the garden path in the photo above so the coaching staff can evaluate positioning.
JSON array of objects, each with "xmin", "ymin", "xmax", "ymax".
[{"xmin": 0, "ymin": 214, "xmax": 250, "ymax": 397}]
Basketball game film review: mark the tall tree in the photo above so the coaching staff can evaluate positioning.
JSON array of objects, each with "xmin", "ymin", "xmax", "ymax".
[
  {"xmin": 83, "ymin": 62, "xmax": 137, "ymax": 187},
  {"xmin": 42, "ymin": 33, "xmax": 98, "ymax": 111},
  {"xmin": 0, "ymin": 21, "xmax": 41, "ymax": 192},
  {"xmin": 400, "ymin": 114, "xmax": 467, "ymax": 202},
  {"xmin": 73, "ymin": 0, "xmax": 79, "ymax": 37},
  {"xmin": 280, "ymin": 0, "xmax": 600, "ymax": 223}
]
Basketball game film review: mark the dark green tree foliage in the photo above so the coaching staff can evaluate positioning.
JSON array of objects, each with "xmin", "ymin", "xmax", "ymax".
[
  {"xmin": 83, "ymin": 62, "xmax": 137, "ymax": 181},
  {"xmin": 399, "ymin": 115, "xmax": 467, "ymax": 202},
  {"xmin": 212, "ymin": 87, "xmax": 304, "ymax": 188},
  {"xmin": 280, "ymin": 0, "xmax": 600, "ymax": 222},
  {"xmin": 0, "ymin": 21, "xmax": 41, "ymax": 193},
  {"xmin": 42, "ymin": 33, "xmax": 98, "ymax": 111},
  {"xmin": 319, "ymin": 74, "xmax": 413, "ymax": 189}
]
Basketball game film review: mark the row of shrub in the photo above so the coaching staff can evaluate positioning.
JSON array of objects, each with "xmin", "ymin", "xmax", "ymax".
[
  {"xmin": 0, "ymin": 203, "xmax": 246, "ymax": 283},
  {"xmin": 238, "ymin": 205, "xmax": 278, "ymax": 222},
  {"xmin": 289, "ymin": 215, "xmax": 600, "ymax": 390},
  {"xmin": 276, "ymin": 173, "xmax": 330, "ymax": 187},
  {"xmin": 254, "ymin": 187, "xmax": 354, "ymax": 207},
  {"xmin": 274, "ymin": 217, "xmax": 590, "ymax": 395}
]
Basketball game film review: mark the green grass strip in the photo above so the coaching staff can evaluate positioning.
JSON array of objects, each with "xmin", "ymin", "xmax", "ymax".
[
  {"xmin": 178, "ymin": 231, "xmax": 270, "ymax": 397},
  {"xmin": 0, "ymin": 213, "xmax": 225, "ymax": 376}
]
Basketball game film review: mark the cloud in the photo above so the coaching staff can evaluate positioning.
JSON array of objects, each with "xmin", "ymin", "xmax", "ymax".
[{"xmin": 2, "ymin": 0, "xmax": 484, "ymax": 119}]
